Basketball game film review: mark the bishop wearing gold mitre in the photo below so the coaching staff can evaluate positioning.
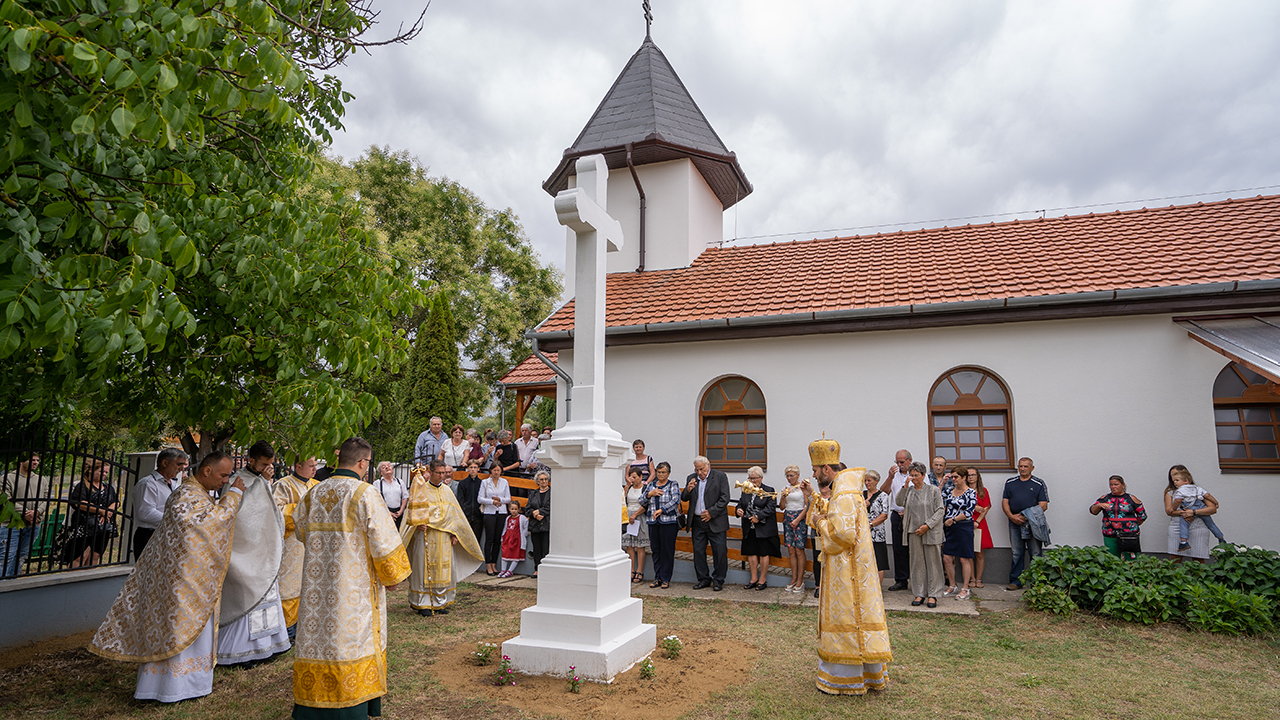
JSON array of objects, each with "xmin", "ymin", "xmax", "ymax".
[
  {"xmin": 271, "ymin": 455, "xmax": 319, "ymax": 635},
  {"xmin": 291, "ymin": 438, "xmax": 410, "ymax": 720},
  {"xmin": 807, "ymin": 437, "xmax": 893, "ymax": 695},
  {"xmin": 401, "ymin": 459, "xmax": 483, "ymax": 616},
  {"xmin": 89, "ymin": 452, "xmax": 245, "ymax": 703}
]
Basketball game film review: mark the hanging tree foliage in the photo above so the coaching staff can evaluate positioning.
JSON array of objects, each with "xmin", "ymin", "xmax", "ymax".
[{"xmin": 0, "ymin": 0, "xmax": 427, "ymax": 458}]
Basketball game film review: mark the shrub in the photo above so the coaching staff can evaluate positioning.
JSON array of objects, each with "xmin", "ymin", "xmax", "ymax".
[
  {"xmin": 1024, "ymin": 546, "xmax": 1123, "ymax": 610},
  {"xmin": 1101, "ymin": 582, "xmax": 1173, "ymax": 625},
  {"xmin": 1209, "ymin": 545, "xmax": 1280, "ymax": 622},
  {"xmin": 1184, "ymin": 583, "xmax": 1275, "ymax": 636},
  {"xmin": 1023, "ymin": 583, "xmax": 1075, "ymax": 617}
]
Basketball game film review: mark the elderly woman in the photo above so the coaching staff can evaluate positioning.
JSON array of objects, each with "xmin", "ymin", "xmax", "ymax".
[
  {"xmin": 622, "ymin": 467, "xmax": 650, "ymax": 583},
  {"xmin": 523, "ymin": 470, "xmax": 552, "ymax": 576},
  {"xmin": 941, "ymin": 465, "xmax": 976, "ymax": 600},
  {"xmin": 1163, "ymin": 465, "xmax": 1216, "ymax": 563},
  {"xmin": 626, "ymin": 439, "xmax": 656, "ymax": 486},
  {"xmin": 895, "ymin": 461, "xmax": 944, "ymax": 608},
  {"xmin": 736, "ymin": 466, "xmax": 780, "ymax": 590},
  {"xmin": 642, "ymin": 462, "xmax": 681, "ymax": 589},
  {"xmin": 778, "ymin": 464, "xmax": 811, "ymax": 592},
  {"xmin": 441, "ymin": 424, "xmax": 471, "ymax": 469},
  {"xmin": 1089, "ymin": 474, "xmax": 1146, "ymax": 559},
  {"xmin": 494, "ymin": 430, "xmax": 520, "ymax": 475},
  {"xmin": 65, "ymin": 460, "xmax": 119, "ymax": 568},
  {"xmin": 863, "ymin": 469, "xmax": 889, "ymax": 582}
]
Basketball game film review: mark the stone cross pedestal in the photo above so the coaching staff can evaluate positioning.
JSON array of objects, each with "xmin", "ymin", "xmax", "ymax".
[{"xmin": 501, "ymin": 155, "xmax": 656, "ymax": 681}]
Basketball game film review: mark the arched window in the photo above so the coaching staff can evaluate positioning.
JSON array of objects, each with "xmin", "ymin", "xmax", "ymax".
[
  {"xmin": 700, "ymin": 376, "xmax": 766, "ymax": 470},
  {"xmin": 928, "ymin": 367, "xmax": 1013, "ymax": 467},
  {"xmin": 1213, "ymin": 362, "xmax": 1280, "ymax": 471}
]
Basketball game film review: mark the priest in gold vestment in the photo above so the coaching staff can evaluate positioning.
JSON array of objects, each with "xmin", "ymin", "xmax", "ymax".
[
  {"xmin": 272, "ymin": 455, "xmax": 319, "ymax": 635},
  {"xmin": 807, "ymin": 438, "xmax": 893, "ymax": 695},
  {"xmin": 89, "ymin": 453, "xmax": 244, "ymax": 703},
  {"xmin": 291, "ymin": 438, "xmax": 410, "ymax": 720},
  {"xmin": 401, "ymin": 460, "xmax": 483, "ymax": 616}
]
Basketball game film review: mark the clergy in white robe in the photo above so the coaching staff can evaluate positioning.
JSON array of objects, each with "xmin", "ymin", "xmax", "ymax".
[
  {"xmin": 273, "ymin": 457, "xmax": 319, "ymax": 632},
  {"xmin": 401, "ymin": 461, "xmax": 483, "ymax": 616},
  {"xmin": 89, "ymin": 453, "xmax": 243, "ymax": 703},
  {"xmin": 291, "ymin": 438, "xmax": 410, "ymax": 720},
  {"xmin": 807, "ymin": 438, "xmax": 893, "ymax": 696},
  {"xmin": 216, "ymin": 440, "xmax": 291, "ymax": 665}
]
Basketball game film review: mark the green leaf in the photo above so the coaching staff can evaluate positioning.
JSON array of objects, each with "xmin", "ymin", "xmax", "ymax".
[
  {"xmin": 132, "ymin": 211, "xmax": 151, "ymax": 235},
  {"xmin": 71, "ymin": 114, "xmax": 95, "ymax": 134},
  {"xmin": 181, "ymin": 14, "xmax": 198, "ymax": 34},
  {"xmin": 13, "ymin": 101, "xmax": 31, "ymax": 127},
  {"xmin": 4, "ymin": 301, "xmax": 20, "ymax": 325},
  {"xmin": 9, "ymin": 40, "xmax": 30, "ymax": 72},
  {"xmin": 111, "ymin": 105, "xmax": 137, "ymax": 136},
  {"xmin": 72, "ymin": 43, "xmax": 97, "ymax": 61},
  {"xmin": 43, "ymin": 201, "xmax": 73, "ymax": 217},
  {"xmin": 156, "ymin": 63, "xmax": 177, "ymax": 93}
]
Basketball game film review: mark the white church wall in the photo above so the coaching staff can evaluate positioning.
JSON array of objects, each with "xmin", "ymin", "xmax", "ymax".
[{"xmin": 586, "ymin": 313, "xmax": 1278, "ymax": 553}]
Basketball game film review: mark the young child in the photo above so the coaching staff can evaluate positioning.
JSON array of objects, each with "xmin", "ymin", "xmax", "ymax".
[
  {"xmin": 1172, "ymin": 469, "xmax": 1225, "ymax": 551},
  {"xmin": 498, "ymin": 500, "xmax": 528, "ymax": 577}
]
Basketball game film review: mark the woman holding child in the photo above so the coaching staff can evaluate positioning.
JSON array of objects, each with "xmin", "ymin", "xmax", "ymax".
[{"xmin": 1163, "ymin": 465, "xmax": 1221, "ymax": 563}]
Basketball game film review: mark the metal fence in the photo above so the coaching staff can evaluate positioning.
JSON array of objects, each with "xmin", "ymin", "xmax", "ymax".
[{"xmin": 0, "ymin": 430, "xmax": 141, "ymax": 580}]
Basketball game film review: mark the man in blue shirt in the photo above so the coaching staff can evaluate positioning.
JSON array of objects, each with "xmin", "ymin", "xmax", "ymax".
[
  {"xmin": 1001, "ymin": 457, "xmax": 1049, "ymax": 589},
  {"xmin": 414, "ymin": 417, "xmax": 446, "ymax": 465}
]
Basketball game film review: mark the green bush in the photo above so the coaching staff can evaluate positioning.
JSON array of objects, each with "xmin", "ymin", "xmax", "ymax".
[
  {"xmin": 1024, "ymin": 545, "xmax": 1279, "ymax": 634},
  {"xmin": 1101, "ymin": 583, "xmax": 1173, "ymax": 625},
  {"xmin": 1023, "ymin": 583, "xmax": 1075, "ymax": 617},
  {"xmin": 1184, "ymin": 583, "xmax": 1275, "ymax": 636}
]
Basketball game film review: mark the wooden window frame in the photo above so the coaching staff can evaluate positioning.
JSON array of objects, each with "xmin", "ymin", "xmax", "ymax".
[
  {"xmin": 927, "ymin": 367, "xmax": 1015, "ymax": 470},
  {"xmin": 1213, "ymin": 363, "xmax": 1280, "ymax": 472},
  {"xmin": 699, "ymin": 376, "xmax": 766, "ymax": 472}
]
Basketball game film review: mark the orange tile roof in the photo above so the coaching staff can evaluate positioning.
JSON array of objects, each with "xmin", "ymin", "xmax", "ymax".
[
  {"xmin": 536, "ymin": 194, "xmax": 1280, "ymax": 333},
  {"xmin": 499, "ymin": 352, "xmax": 559, "ymax": 386}
]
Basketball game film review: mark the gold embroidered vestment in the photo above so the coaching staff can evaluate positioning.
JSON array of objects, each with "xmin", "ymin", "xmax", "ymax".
[{"xmin": 272, "ymin": 473, "xmax": 318, "ymax": 627}]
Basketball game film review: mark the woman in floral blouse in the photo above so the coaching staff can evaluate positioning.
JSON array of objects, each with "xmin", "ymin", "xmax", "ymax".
[{"xmin": 1090, "ymin": 475, "xmax": 1147, "ymax": 559}]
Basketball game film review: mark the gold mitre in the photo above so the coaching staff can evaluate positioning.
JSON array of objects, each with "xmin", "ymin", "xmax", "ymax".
[{"xmin": 808, "ymin": 435, "xmax": 841, "ymax": 466}]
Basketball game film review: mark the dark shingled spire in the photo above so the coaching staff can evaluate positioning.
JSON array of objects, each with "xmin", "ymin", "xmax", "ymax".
[{"xmin": 543, "ymin": 38, "xmax": 752, "ymax": 209}]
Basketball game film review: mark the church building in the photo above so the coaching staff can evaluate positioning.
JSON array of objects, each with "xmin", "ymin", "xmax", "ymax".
[{"xmin": 506, "ymin": 32, "xmax": 1280, "ymax": 570}]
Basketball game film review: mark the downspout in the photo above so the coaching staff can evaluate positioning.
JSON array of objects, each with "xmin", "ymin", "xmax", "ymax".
[
  {"xmin": 626, "ymin": 142, "xmax": 646, "ymax": 272},
  {"xmin": 530, "ymin": 334, "xmax": 573, "ymax": 422}
]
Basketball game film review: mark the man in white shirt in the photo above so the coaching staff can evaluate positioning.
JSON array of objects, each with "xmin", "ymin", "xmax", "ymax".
[
  {"xmin": 877, "ymin": 449, "xmax": 914, "ymax": 592},
  {"xmin": 132, "ymin": 448, "xmax": 189, "ymax": 560},
  {"xmin": 513, "ymin": 424, "xmax": 540, "ymax": 477}
]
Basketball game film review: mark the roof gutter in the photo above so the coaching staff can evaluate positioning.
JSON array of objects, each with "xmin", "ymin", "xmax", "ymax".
[
  {"xmin": 625, "ymin": 143, "xmax": 647, "ymax": 273},
  {"xmin": 527, "ymin": 279, "xmax": 1280, "ymax": 345},
  {"xmin": 528, "ymin": 334, "xmax": 572, "ymax": 422}
]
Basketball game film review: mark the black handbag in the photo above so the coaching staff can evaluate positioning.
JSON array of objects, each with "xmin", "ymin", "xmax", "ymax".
[{"xmin": 1114, "ymin": 532, "xmax": 1141, "ymax": 554}]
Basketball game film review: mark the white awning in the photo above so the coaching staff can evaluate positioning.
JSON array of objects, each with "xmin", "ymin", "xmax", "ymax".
[{"xmin": 1176, "ymin": 314, "xmax": 1280, "ymax": 383}]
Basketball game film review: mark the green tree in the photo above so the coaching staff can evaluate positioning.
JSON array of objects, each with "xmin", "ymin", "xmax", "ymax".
[
  {"xmin": 0, "ymin": 1, "xmax": 425, "ymax": 459},
  {"xmin": 341, "ymin": 147, "xmax": 562, "ymax": 417},
  {"xmin": 394, "ymin": 291, "xmax": 461, "ymax": 456}
]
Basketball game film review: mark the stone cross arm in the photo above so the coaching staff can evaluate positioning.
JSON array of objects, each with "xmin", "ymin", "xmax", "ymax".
[{"xmin": 554, "ymin": 157, "xmax": 624, "ymax": 252}]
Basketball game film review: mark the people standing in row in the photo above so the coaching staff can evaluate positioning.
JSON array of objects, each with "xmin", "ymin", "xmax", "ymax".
[
  {"xmin": 683, "ymin": 456, "xmax": 730, "ymax": 592},
  {"xmin": 643, "ymin": 462, "xmax": 680, "ymax": 589},
  {"xmin": 1002, "ymin": 457, "xmax": 1049, "ymax": 590},
  {"xmin": 131, "ymin": 448, "xmax": 187, "ymax": 561},
  {"xmin": 479, "ymin": 464, "xmax": 511, "ymax": 576},
  {"xmin": 779, "ymin": 465, "xmax": 811, "ymax": 592},
  {"xmin": 622, "ymin": 468, "xmax": 649, "ymax": 583},
  {"xmin": 897, "ymin": 461, "xmax": 944, "ymax": 608},
  {"xmin": 863, "ymin": 470, "xmax": 889, "ymax": 582},
  {"xmin": 402, "ymin": 460, "xmax": 483, "ymax": 616},
  {"xmin": 89, "ymin": 452, "xmax": 244, "ymax": 703},
  {"xmin": 272, "ymin": 456, "xmax": 319, "ymax": 637},
  {"xmin": 291, "ymin": 437, "xmax": 410, "ymax": 718},
  {"xmin": 737, "ymin": 466, "xmax": 780, "ymax": 590},
  {"xmin": 524, "ymin": 471, "xmax": 552, "ymax": 577}
]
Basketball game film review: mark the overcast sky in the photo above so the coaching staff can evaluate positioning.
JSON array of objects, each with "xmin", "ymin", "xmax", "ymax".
[{"xmin": 326, "ymin": 1, "xmax": 1280, "ymax": 272}]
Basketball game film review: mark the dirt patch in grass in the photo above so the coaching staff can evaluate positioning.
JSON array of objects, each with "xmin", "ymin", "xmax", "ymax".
[
  {"xmin": 430, "ymin": 632, "xmax": 757, "ymax": 720},
  {"xmin": 0, "ymin": 630, "xmax": 96, "ymax": 671}
]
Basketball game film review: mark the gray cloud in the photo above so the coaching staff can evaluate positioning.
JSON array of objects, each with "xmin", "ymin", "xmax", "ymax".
[{"xmin": 327, "ymin": 0, "xmax": 1280, "ymax": 267}]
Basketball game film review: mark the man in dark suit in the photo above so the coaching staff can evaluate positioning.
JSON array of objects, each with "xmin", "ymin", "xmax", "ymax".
[{"xmin": 682, "ymin": 456, "xmax": 730, "ymax": 591}]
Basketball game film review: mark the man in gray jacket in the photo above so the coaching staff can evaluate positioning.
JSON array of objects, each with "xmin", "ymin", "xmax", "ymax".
[{"xmin": 682, "ymin": 456, "xmax": 730, "ymax": 591}]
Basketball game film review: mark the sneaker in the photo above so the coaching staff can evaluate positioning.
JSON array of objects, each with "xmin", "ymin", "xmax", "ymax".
[
  {"xmin": 1177, "ymin": 540, "xmax": 1191, "ymax": 551},
  {"xmin": 943, "ymin": 586, "xmax": 958, "ymax": 597}
]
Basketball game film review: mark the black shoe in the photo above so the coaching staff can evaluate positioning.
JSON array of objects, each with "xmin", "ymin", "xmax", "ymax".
[
  {"xmin": 744, "ymin": 581, "xmax": 759, "ymax": 590},
  {"xmin": 434, "ymin": 608, "xmax": 449, "ymax": 615},
  {"xmin": 753, "ymin": 582, "xmax": 768, "ymax": 591},
  {"xmin": 711, "ymin": 581, "xmax": 723, "ymax": 592},
  {"xmin": 911, "ymin": 597, "xmax": 924, "ymax": 606},
  {"xmin": 692, "ymin": 580, "xmax": 711, "ymax": 590},
  {"xmin": 813, "ymin": 589, "xmax": 819, "ymax": 598},
  {"xmin": 887, "ymin": 581, "xmax": 909, "ymax": 592},
  {"xmin": 417, "ymin": 608, "xmax": 434, "ymax": 617}
]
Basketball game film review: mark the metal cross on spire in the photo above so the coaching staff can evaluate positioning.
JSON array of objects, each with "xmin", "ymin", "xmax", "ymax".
[{"xmin": 643, "ymin": 0, "xmax": 652, "ymax": 39}]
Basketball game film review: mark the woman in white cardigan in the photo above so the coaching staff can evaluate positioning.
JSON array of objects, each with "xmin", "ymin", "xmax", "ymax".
[
  {"xmin": 478, "ymin": 465, "xmax": 511, "ymax": 576},
  {"xmin": 896, "ymin": 461, "xmax": 945, "ymax": 608}
]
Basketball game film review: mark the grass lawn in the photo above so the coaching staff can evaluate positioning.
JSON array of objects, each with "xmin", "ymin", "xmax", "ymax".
[{"xmin": 1, "ymin": 583, "xmax": 1277, "ymax": 719}]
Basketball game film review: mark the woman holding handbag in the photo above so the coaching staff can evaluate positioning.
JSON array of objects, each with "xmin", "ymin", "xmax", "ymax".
[{"xmin": 1090, "ymin": 474, "xmax": 1146, "ymax": 559}]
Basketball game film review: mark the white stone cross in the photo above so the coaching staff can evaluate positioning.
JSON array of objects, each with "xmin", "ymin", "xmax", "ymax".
[{"xmin": 502, "ymin": 154, "xmax": 656, "ymax": 681}]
